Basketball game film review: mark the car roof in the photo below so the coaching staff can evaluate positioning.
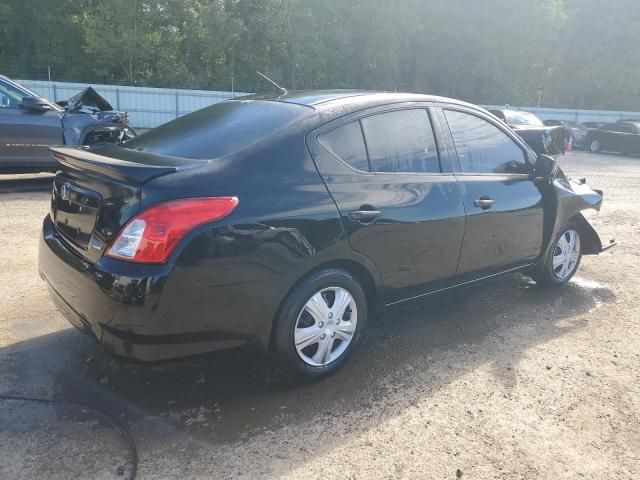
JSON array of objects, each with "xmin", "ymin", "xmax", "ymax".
[{"xmin": 242, "ymin": 89, "xmax": 481, "ymax": 117}]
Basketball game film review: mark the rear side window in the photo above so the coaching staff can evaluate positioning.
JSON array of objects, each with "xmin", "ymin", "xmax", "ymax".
[
  {"xmin": 444, "ymin": 110, "xmax": 528, "ymax": 174},
  {"xmin": 318, "ymin": 121, "xmax": 369, "ymax": 171},
  {"xmin": 361, "ymin": 109, "xmax": 440, "ymax": 173}
]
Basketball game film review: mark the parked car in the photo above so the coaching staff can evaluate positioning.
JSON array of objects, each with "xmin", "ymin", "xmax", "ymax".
[
  {"xmin": 587, "ymin": 121, "xmax": 640, "ymax": 155},
  {"xmin": 39, "ymin": 91, "xmax": 614, "ymax": 381},
  {"xmin": 488, "ymin": 109, "xmax": 565, "ymax": 156},
  {"xmin": 0, "ymin": 75, "xmax": 136, "ymax": 173},
  {"xmin": 543, "ymin": 120, "xmax": 589, "ymax": 149}
]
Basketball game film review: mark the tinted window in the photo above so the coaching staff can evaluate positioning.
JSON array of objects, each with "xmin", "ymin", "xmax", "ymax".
[
  {"xmin": 361, "ymin": 109, "xmax": 440, "ymax": 173},
  {"xmin": 444, "ymin": 110, "xmax": 528, "ymax": 174},
  {"xmin": 124, "ymin": 100, "xmax": 310, "ymax": 160},
  {"xmin": 318, "ymin": 121, "xmax": 369, "ymax": 171}
]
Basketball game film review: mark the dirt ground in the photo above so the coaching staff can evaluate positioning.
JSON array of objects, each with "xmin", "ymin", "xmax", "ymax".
[{"xmin": 0, "ymin": 151, "xmax": 638, "ymax": 479}]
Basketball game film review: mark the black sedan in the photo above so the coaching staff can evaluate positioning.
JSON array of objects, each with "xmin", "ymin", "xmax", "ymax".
[
  {"xmin": 39, "ymin": 91, "xmax": 614, "ymax": 381},
  {"xmin": 544, "ymin": 120, "xmax": 589, "ymax": 149},
  {"xmin": 0, "ymin": 75, "xmax": 135, "ymax": 173},
  {"xmin": 587, "ymin": 121, "xmax": 640, "ymax": 156}
]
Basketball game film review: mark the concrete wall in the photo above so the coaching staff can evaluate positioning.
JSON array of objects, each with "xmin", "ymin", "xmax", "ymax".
[
  {"xmin": 18, "ymin": 79, "xmax": 250, "ymax": 129},
  {"xmin": 482, "ymin": 105, "xmax": 640, "ymax": 124}
]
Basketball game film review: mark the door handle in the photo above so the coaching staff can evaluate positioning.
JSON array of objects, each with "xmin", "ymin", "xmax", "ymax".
[
  {"xmin": 348, "ymin": 209, "xmax": 382, "ymax": 223},
  {"xmin": 473, "ymin": 197, "xmax": 495, "ymax": 210}
]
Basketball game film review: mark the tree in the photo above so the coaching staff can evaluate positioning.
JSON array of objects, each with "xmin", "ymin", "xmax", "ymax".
[{"xmin": 3, "ymin": 0, "xmax": 640, "ymax": 110}]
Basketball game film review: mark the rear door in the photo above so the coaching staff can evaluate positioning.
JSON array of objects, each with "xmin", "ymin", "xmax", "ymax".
[
  {"xmin": 308, "ymin": 105, "xmax": 466, "ymax": 303},
  {"xmin": 439, "ymin": 106, "xmax": 544, "ymax": 279}
]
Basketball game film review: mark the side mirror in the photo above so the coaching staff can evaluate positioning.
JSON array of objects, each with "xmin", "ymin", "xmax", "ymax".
[
  {"xmin": 534, "ymin": 154, "xmax": 559, "ymax": 181},
  {"xmin": 21, "ymin": 96, "xmax": 51, "ymax": 112}
]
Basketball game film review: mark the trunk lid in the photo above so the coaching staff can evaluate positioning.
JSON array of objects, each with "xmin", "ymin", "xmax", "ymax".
[{"xmin": 50, "ymin": 145, "xmax": 207, "ymax": 262}]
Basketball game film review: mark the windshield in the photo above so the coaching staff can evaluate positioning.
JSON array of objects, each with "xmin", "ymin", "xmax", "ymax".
[
  {"xmin": 124, "ymin": 99, "xmax": 311, "ymax": 160},
  {"xmin": 504, "ymin": 111, "xmax": 544, "ymax": 127}
]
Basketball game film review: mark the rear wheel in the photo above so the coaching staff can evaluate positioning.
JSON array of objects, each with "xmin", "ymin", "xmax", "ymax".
[
  {"xmin": 271, "ymin": 268, "xmax": 367, "ymax": 381},
  {"xmin": 589, "ymin": 138, "xmax": 601, "ymax": 153},
  {"xmin": 533, "ymin": 222, "xmax": 582, "ymax": 287}
]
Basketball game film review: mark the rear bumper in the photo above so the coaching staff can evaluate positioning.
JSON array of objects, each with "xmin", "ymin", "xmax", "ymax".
[{"xmin": 38, "ymin": 215, "xmax": 271, "ymax": 361}]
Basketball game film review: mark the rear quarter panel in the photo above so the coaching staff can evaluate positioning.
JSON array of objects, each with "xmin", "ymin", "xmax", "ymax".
[{"xmin": 141, "ymin": 124, "xmax": 379, "ymax": 347}]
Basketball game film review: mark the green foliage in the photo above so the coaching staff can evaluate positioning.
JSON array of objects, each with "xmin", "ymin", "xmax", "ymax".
[{"xmin": 0, "ymin": 0, "xmax": 638, "ymax": 109}]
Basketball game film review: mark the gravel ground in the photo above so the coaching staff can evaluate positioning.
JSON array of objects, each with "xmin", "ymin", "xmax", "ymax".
[{"xmin": 0, "ymin": 151, "xmax": 638, "ymax": 479}]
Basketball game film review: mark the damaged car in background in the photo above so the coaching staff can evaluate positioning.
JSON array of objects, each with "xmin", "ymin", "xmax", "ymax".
[
  {"xmin": 489, "ymin": 108, "xmax": 565, "ymax": 156},
  {"xmin": 0, "ymin": 75, "xmax": 136, "ymax": 173}
]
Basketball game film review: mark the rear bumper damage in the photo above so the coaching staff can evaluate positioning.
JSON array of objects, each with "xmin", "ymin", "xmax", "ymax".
[{"xmin": 38, "ymin": 215, "xmax": 258, "ymax": 362}]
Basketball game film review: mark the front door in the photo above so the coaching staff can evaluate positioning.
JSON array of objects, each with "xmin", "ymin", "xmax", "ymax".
[
  {"xmin": 309, "ymin": 106, "xmax": 466, "ymax": 303},
  {"xmin": 440, "ymin": 107, "xmax": 544, "ymax": 279},
  {"xmin": 0, "ymin": 80, "xmax": 62, "ymax": 168}
]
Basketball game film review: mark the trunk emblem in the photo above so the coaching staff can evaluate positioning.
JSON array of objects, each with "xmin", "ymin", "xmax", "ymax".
[
  {"xmin": 89, "ymin": 237, "xmax": 103, "ymax": 250},
  {"xmin": 60, "ymin": 183, "xmax": 70, "ymax": 201}
]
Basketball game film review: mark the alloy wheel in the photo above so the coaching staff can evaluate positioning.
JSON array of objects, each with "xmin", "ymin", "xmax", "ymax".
[
  {"xmin": 294, "ymin": 287, "xmax": 358, "ymax": 367},
  {"xmin": 590, "ymin": 139, "xmax": 600, "ymax": 153},
  {"xmin": 552, "ymin": 230, "xmax": 581, "ymax": 280}
]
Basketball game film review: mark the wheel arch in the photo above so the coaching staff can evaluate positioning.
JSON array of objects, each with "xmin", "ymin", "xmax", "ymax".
[
  {"xmin": 569, "ymin": 213, "xmax": 603, "ymax": 255},
  {"xmin": 265, "ymin": 258, "xmax": 382, "ymax": 352}
]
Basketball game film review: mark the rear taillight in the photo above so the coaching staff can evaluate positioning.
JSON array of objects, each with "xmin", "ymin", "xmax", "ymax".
[{"xmin": 105, "ymin": 197, "xmax": 238, "ymax": 264}]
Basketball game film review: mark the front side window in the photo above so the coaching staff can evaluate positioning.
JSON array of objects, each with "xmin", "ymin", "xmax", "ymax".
[
  {"xmin": 360, "ymin": 109, "xmax": 440, "ymax": 173},
  {"xmin": 444, "ymin": 110, "xmax": 528, "ymax": 174},
  {"xmin": 318, "ymin": 121, "xmax": 369, "ymax": 171},
  {"xmin": 0, "ymin": 82, "xmax": 24, "ymax": 109}
]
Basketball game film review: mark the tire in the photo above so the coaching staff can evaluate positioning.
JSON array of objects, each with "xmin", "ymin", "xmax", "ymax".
[
  {"xmin": 589, "ymin": 138, "xmax": 601, "ymax": 153},
  {"xmin": 533, "ymin": 221, "xmax": 583, "ymax": 287},
  {"xmin": 271, "ymin": 268, "xmax": 368, "ymax": 381}
]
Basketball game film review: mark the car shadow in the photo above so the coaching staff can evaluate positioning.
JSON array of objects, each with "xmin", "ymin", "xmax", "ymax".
[{"xmin": 0, "ymin": 272, "xmax": 616, "ymax": 474}]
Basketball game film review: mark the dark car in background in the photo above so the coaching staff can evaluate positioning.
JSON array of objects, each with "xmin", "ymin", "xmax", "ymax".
[
  {"xmin": 543, "ymin": 119, "xmax": 589, "ymax": 149},
  {"xmin": 587, "ymin": 121, "xmax": 640, "ymax": 155},
  {"xmin": 489, "ymin": 109, "xmax": 565, "ymax": 156},
  {"xmin": 0, "ymin": 75, "xmax": 136, "ymax": 173},
  {"xmin": 39, "ymin": 91, "xmax": 614, "ymax": 381}
]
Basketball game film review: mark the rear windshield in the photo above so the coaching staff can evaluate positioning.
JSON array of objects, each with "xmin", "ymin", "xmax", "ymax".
[{"xmin": 123, "ymin": 100, "xmax": 310, "ymax": 160}]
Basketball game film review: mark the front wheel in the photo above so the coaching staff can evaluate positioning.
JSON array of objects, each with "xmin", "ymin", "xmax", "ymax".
[
  {"xmin": 533, "ymin": 223, "xmax": 582, "ymax": 287},
  {"xmin": 271, "ymin": 268, "xmax": 367, "ymax": 381},
  {"xmin": 589, "ymin": 138, "xmax": 601, "ymax": 153}
]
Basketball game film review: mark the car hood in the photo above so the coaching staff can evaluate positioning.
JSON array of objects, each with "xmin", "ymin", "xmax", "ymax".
[
  {"xmin": 56, "ymin": 89, "xmax": 132, "ymax": 145},
  {"xmin": 57, "ymin": 87, "xmax": 113, "ymax": 113}
]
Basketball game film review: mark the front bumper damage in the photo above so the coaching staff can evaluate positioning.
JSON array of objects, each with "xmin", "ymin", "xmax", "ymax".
[{"xmin": 553, "ymin": 175, "xmax": 617, "ymax": 255}]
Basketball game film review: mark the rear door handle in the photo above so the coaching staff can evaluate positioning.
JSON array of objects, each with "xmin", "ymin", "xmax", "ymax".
[
  {"xmin": 348, "ymin": 210, "xmax": 382, "ymax": 223},
  {"xmin": 473, "ymin": 197, "xmax": 495, "ymax": 210}
]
